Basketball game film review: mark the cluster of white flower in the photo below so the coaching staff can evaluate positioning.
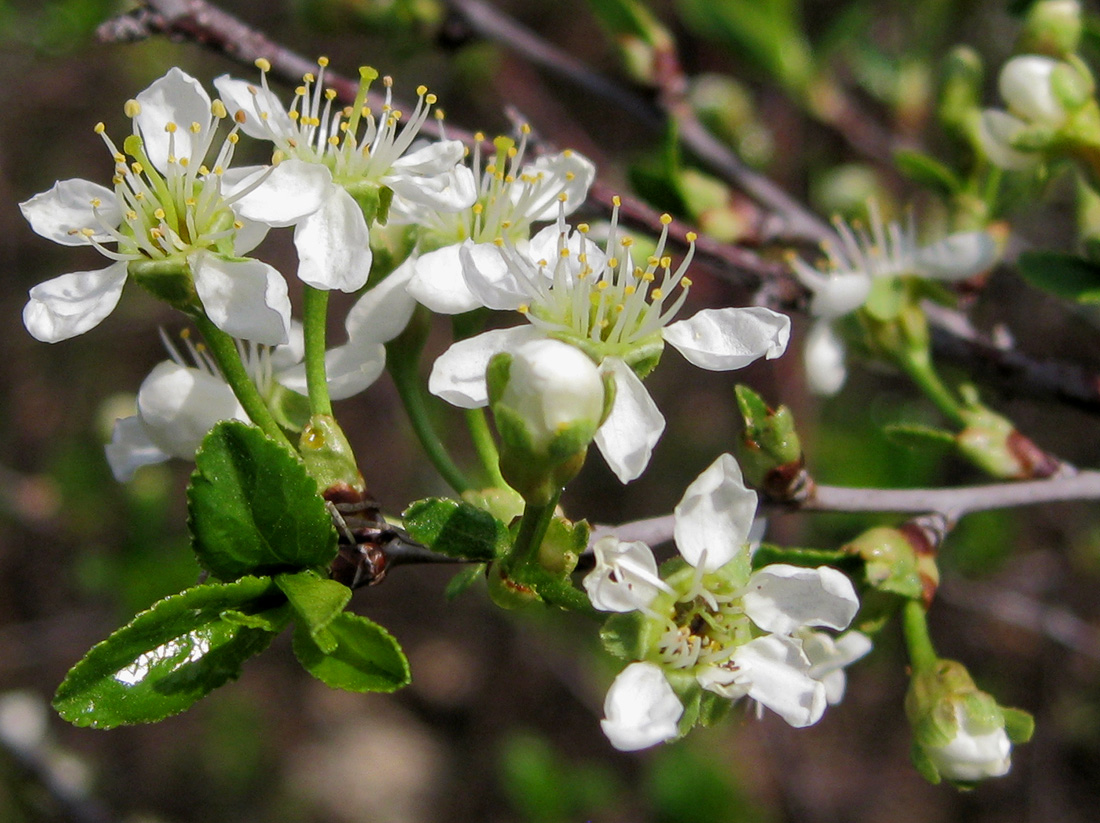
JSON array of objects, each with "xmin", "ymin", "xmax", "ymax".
[{"xmin": 584, "ymin": 453, "xmax": 870, "ymax": 750}]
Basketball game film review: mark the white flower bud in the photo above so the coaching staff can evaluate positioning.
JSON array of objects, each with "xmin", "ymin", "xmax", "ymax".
[
  {"xmin": 999, "ymin": 55, "xmax": 1065, "ymax": 124},
  {"xmin": 804, "ymin": 321, "xmax": 848, "ymax": 396},
  {"xmin": 924, "ymin": 702, "xmax": 1012, "ymax": 782},
  {"xmin": 498, "ymin": 339, "xmax": 604, "ymax": 454}
]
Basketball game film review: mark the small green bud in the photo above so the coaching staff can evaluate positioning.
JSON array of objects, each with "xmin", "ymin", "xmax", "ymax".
[
  {"xmin": 906, "ymin": 659, "xmax": 1033, "ymax": 786},
  {"xmin": 956, "ymin": 396, "xmax": 1060, "ymax": 479},
  {"xmin": 1020, "ymin": 0, "xmax": 1083, "ymax": 58},
  {"xmin": 733, "ymin": 385, "xmax": 807, "ymax": 500},
  {"xmin": 299, "ymin": 414, "xmax": 365, "ymax": 493}
]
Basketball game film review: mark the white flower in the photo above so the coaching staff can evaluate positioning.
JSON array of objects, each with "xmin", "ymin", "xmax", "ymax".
[
  {"xmin": 583, "ymin": 537, "xmax": 672, "ymax": 612},
  {"xmin": 594, "ymin": 454, "xmax": 861, "ymax": 738},
  {"xmin": 789, "ymin": 202, "xmax": 999, "ymax": 394},
  {"xmin": 106, "ymin": 260, "xmax": 417, "ymax": 480},
  {"xmin": 428, "ymin": 208, "xmax": 790, "ymax": 482},
  {"xmin": 215, "ymin": 58, "xmax": 477, "ymax": 293},
  {"xmin": 404, "ymin": 130, "xmax": 596, "ymax": 313},
  {"xmin": 924, "ymin": 703, "xmax": 1012, "ymax": 782},
  {"xmin": 600, "ymin": 662, "xmax": 684, "ymax": 751},
  {"xmin": 20, "ymin": 68, "xmax": 291, "ymax": 345}
]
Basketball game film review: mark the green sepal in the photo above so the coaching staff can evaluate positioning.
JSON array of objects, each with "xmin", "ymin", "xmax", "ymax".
[
  {"xmin": 188, "ymin": 421, "xmax": 339, "ymax": 581},
  {"xmin": 844, "ymin": 526, "xmax": 926, "ymax": 601},
  {"xmin": 292, "ymin": 612, "xmax": 410, "ymax": 693},
  {"xmin": 1017, "ymin": 249, "xmax": 1100, "ymax": 303},
  {"xmin": 276, "ymin": 570, "xmax": 352, "ymax": 653},
  {"xmin": 128, "ymin": 256, "xmax": 198, "ymax": 310},
  {"xmin": 1003, "ymin": 707, "xmax": 1036, "ymax": 744},
  {"xmin": 444, "ymin": 564, "xmax": 487, "ymax": 600},
  {"xmin": 298, "ymin": 414, "xmax": 365, "ymax": 493},
  {"xmin": 347, "ymin": 182, "xmax": 394, "ymax": 226},
  {"xmin": 53, "ymin": 576, "xmax": 283, "ymax": 728},
  {"xmin": 893, "ymin": 150, "xmax": 962, "ymax": 197},
  {"xmin": 734, "ymin": 384, "xmax": 803, "ymax": 490},
  {"xmin": 538, "ymin": 517, "xmax": 589, "ymax": 576},
  {"xmin": 402, "ymin": 498, "xmax": 510, "ymax": 561},
  {"xmin": 267, "ymin": 384, "xmax": 312, "ymax": 432},
  {"xmin": 600, "ymin": 610, "xmax": 651, "ymax": 661}
]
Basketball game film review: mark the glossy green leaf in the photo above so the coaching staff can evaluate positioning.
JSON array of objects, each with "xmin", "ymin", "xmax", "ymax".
[
  {"xmin": 54, "ymin": 577, "xmax": 284, "ymax": 728},
  {"xmin": 402, "ymin": 498, "xmax": 510, "ymax": 561},
  {"xmin": 292, "ymin": 612, "xmax": 410, "ymax": 693},
  {"xmin": 1017, "ymin": 250, "xmax": 1100, "ymax": 303},
  {"xmin": 276, "ymin": 570, "xmax": 352, "ymax": 653},
  {"xmin": 188, "ymin": 421, "xmax": 338, "ymax": 580}
]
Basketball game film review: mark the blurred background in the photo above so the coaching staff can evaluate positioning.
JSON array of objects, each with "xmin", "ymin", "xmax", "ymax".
[{"xmin": 2, "ymin": 0, "xmax": 1100, "ymax": 820}]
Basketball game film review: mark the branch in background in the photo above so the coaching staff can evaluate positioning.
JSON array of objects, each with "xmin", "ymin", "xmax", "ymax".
[
  {"xmin": 596, "ymin": 469, "xmax": 1100, "ymax": 547},
  {"xmin": 97, "ymin": 0, "xmax": 1100, "ymax": 413}
]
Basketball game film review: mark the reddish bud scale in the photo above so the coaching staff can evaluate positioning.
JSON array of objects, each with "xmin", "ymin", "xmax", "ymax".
[{"xmin": 1006, "ymin": 430, "xmax": 1062, "ymax": 479}]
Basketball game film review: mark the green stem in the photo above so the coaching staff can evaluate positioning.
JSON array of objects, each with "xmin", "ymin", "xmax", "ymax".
[
  {"xmin": 465, "ymin": 408, "xmax": 505, "ymax": 488},
  {"xmin": 302, "ymin": 286, "xmax": 333, "ymax": 416},
  {"xmin": 193, "ymin": 315, "xmax": 295, "ymax": 451},
  {"xmin": 386, "ymin": 306, "xmax": 473, "ymax": 494},
  {"xmin": 897, "ymin": 349, "xmax": 967, "ymax": 427},
  {"xmin": 902, "ymin": 600, "xmax": 939, "ymax": 674},
  {"xmin": 509, "ymin": 490, "xmax": 562, "ymax": 572}
]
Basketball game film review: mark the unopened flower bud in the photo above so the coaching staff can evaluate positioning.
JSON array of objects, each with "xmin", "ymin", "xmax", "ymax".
[
  {"xmin": 956, "ymin": 403, "xmax": 1060, "ymax": 479},
  {"xmin": 906, "ymin": 659, "xmax": 1034, "ymax": 785},
  {"xmin": 734, "ymin": 385, "xmax": 808, "ymax": 500},
  {"xmin": 488, "ymin": 339, "xmax": 609, "ymax": 503},
  {"xmin": 1020, "ymin": 0, "xmax": 1083, "ymax": 58}
]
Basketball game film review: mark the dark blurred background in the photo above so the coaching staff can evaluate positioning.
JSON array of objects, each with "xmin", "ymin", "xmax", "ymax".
[{"xmin": 2, "ymin": 0, "xmax": 1100, "ymax": 820}]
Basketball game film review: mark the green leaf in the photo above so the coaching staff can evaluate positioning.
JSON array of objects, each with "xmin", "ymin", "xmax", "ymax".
[
  {"xmin": 893, "ymin": 150, "xmax": 961, "ymax": 196},
  {"xmin": 293, "ymin": 612, "xmax": 410, "ymax": 693},
  {"xmin": 1016, "ymin": 250, "xmax": 1100, "ymax": 303},
  {"xmin": 54, "ymin": 577, "xmax": 284, "ymax": 728},
  {"xmin": 402, "ymin": 498, "xmax": 510, "ymax": 561},
  {"xmin": 883, "ymin": 423, "xmax": 957, "ymax": 451},
  {"xmin": 188, "ymin": 421, "xmax": 338, "ymax": 580},
  {"xmin": 445, "ymin": 564, "xmax": 486, "ymax": 600},
  {"xmin": 276, "ymin": 570, "xmax": 352, "ymax": 653}
]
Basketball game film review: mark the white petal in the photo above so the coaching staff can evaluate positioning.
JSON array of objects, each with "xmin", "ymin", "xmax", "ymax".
[
  {"xmin": 388, "ymin": 141, "xmax": 478, "ymax": 212},
  {"xmin": 600, "ymin": 662, "xmax": 683, "ymax": 751},
  {"xmin": 293, "ymin": 188, "xmax": 373, "ymax": 291},
  {"xmin": 190, "ymin": 252, "xmax": 291, "ymax": 345},
  {"xmin": 428, "ymin": 326, "xmax": 537, "ymax": 408},
  {"xmin": 999, "ymin": 55, "xmax": 1063, "ymax": 124},
  {"xmin": 803, "ymin": 630, "xmax": 872, "ymax": 704},
  {"xmin": 915, "ymin": 231, "xmax": 998, "ymax": 281},
  {"xmin": 730, "ymin": 635, "xmax": 826, "ymax": 728},
  {"xmin": 226, "ymin": 160, "xmax": 334, "ymax": 227},
  {"xmin": 277, "ymin": 342, "xmax": 387, "ymax": 401},
  {"xmin": 344, "ymin": 256, "xmax": 418, "ymax": 344},
  {"xmin": 23, "ymin": 262, "xmax": 129, "ymax": 343},
  {"xmin": 213, "ymin": 74, "xmax": 295, "ymax": 140},
  {"xmin": 136, "ymin": 361, "xmax": 247, "ymax": 458},
  {"xmin": 742, "ymin": 565, "xmax": 859, "ymax": 635},
  {"xmin": 514, "ymin": 151, "xmax": 597, "ymax": 221},
  {"xmin": 977, "ymin": 110, "xmax": 1039, "ymax": 170},
  {"xmin": 593, "ymin": 360, "xmax": 665, "ymax": 484},
  {"xmin": 20, "ymin": 179, "xmax": 120, "ymax": 246},
  {"xmin": 134, "ymin": 68, "xmax": 213, "ymax": 170},
  {"xmin": 927, "ymin": 705, "xmax": 1012, "ymax": 782},
  {"xmin": 104, "ymin": 416, "xmax": 171, "ymax": 481},
  {"xmin": 460, "ymin": 241, "xmax": 530, "ymax": 311},
  {"xmin": 583, "ymin": 537, "xmax": 667, "ymax": 612},
  {"xmin": 232, "ymin": 217, "xmax": 270, "ymax": 256},
  {"xmin": 407, "ymin": 244, "xmax": 481, "ymax": 314},
  {"xmin": 673, "ymin": 453, "xmax": 757, "ymax": 572},
  {"xmin": 804, "ymin": 321, "xmax": 848, "ymax": 396},
  {"xmin": 664, "ymin": 307, "xmax": 791, "ymax": 371}
]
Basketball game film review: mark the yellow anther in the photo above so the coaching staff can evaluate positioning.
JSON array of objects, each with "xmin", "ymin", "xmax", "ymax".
[
  {"xmin": 597, "ymin": 281, "xmax": 610, "ymax": 291},
  {"xmin": 198, "ymin": 164, "xmax": 209, "ymax": 175},
  {"xmin": 565, "ymin": 172, "xmax": 575, "ymax": 181},
  {"xmin": 612, "ymin": 195, "xmax": 621, "ymax": 207},
  {"xmin": 563, "ymin": 148, "xmax": 573, "ymax": 157},
  {"xmin": 521, "ymin": 123, "xmax": 531, "ymax": 134},
  {"xmin": 507, "ymin": 146, "xmax": 518, "ymax": 158},
  {"xmin": 517, "ymin": 304, "xmax": 530, "ymax": 314},
  {"xmin": 113, "ymin": 152, "xmax": 125, "ymax": 163},
  {"xmin": 234, "ymin": 220, "xmax": 243, "ymax": 229},
  {"xmin": 620, "ymin": 237, "xmax": 633, "ymax": 247},
  {"xmin": 608, "ymin": 257, "xmax": 619, "ymax": 268},
  {"xmin": 435, "ymin": 109, "xmax": 445, "ymax": 120},
  {"xmin": 303, "ymin": 73, "xmax": 315, "ymax": 84},
  {"xmin": 124, "ymin": 100, "xmax": 141, "ymax": 117},
  {"xmin": 501, "ymin": 221, "xmax": 512, "ymax": 229},
  {"xmin": 190, "ymin": 122, "xmax": 202, "ymax": 134},
  {"xmin": 383, "ymin": 75, "xmax": 393, "ymax": 87},
  {"xmin": 578, "ymin": 223, "xmax": 590, "ymax": 233},
  {"xmin": 94, "ymin": 122, "xmax": 106, "ymax": 133},
  {"xmin": 578, "ymin": 253, "xmax": 587, "ymax": 263},
  {"xmin": 660, "ymin": 213, "xmax": 672, "ymax": 225},
  {"xmin": 325, "ymin": 89, "xmax": 337, "ymax": 100},
  {"xmin": 685, "ymin": 231, "xmax": 697, "ymax": 242},
  {"xmin": 255, "ymin": 57, "xmax": 272, "ymax": 71},
  {"xmin": 504, "ymin": 174, "xmax": 515, "ymax": 183},
  {"xmin": 228, "ymin": 133, "xmax": 240, "ymax": 145},
  {"xmin": 131, "ymin": 162, "xmax": 144, "ymax": 174},
  {"xmin": 472, "ymin": 203, "xmax": 484, "ymax": 214},
  {"xmin": 493, "ymin": 237, "xmax": 505, "ymax": 247},
  {"xmin": 318, "ymin": 56, "xmax": 330, "ymax": 67},
  {"xmin": 560, "ymin": 248, "xmax": 570, "ymax": 258},
  {"xmin": 165, "ymin": 122, "xmax": 178, "ymax": 133},
  {"xmin": 624, "ymin": 285, "xmax": 636, "ymax": 296},
  {"xmin": 558, "ymin": 193, "xmax": 568, "ymax": 202},
  {"xmin": 295, "ymin": 86, "xmax": 306, "ymax": 97},
  {"xmin": 681, "ymin": 277, "xmax": 692, "ymax": 288},
  {"xmin": 660, "ymin": 256, "xmax": 672, "ymax": 268},
  {"xmin": 426, "ymin": 93, "xmax": 438, "ymax": 105},
  {"xmin": 416, "ymin": 85, "xmax": 428, "ymax": 96},
  {"xmin": 537, "ymin": 259, "xmax": 548, "ymax": 267},
  {"xmin": 651, "ymin": 288, "xmax": 664, "ymax": 299},
  {"xmin": 90, "ymin": 198, "xmax": 101, "ymax": 208},
  {"xmin": 126, "ymin": 210, "xmax": 137, "ymax": 221},
  {"xmin": 328, "ymin": 135, "xmax": 340, "ymax": 145},
  {"xmin": 80, "ymin": 227, "xmax": 95, "ymax": 237},
  {"xmin": 153, "ymin": 208, "xmax": 166, "ymax": 220},
  {"xmin": 212, "ymin": 99, "xmax": 228, "ymax": 119}
]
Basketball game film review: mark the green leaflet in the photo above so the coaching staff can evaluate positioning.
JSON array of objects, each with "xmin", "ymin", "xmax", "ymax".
[
  {"xmin": 188, "ymin": 421, "xmax": 338, "ymax": 580},
  {"xmin": 54, "ymin": 576, "xmax": 286, "ymax": 728},
  {"xmin": 402, "ymin": 498, "xmax": 510, "ymax": 561},
  {"xmin": 292, "ymin": 612, "xmax": 411, "ymax": 693}
]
